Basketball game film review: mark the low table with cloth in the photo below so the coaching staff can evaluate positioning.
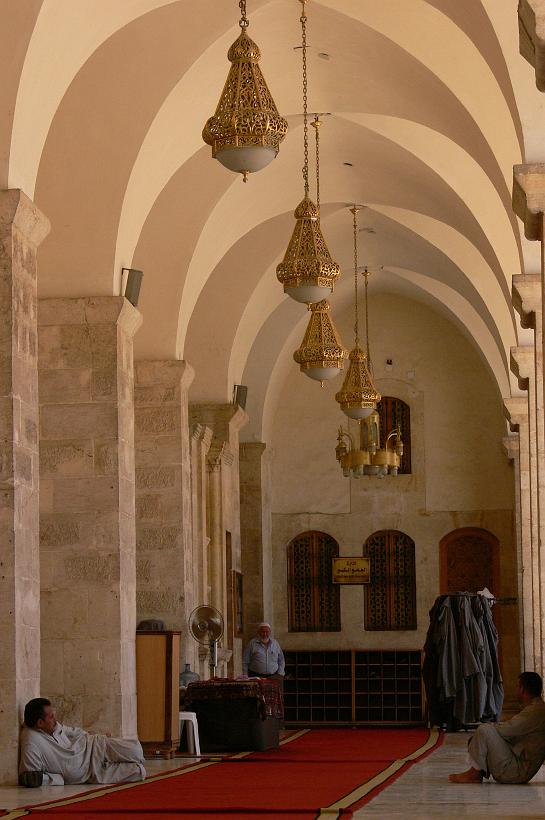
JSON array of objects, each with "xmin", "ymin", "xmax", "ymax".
[{"xmin": 185, "ymin": 678, "xmax": 283, "ymax": 752}]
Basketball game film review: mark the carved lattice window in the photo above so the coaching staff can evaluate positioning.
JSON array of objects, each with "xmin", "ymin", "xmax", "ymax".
[
  {"xmin": 364, "ymin": 530, "xmax": 416, "ymax": 630},
  {"xmin": 376, "ymin": 397, "xmax": 411, "ymax": 474},
  {"xmin": 287, "ymin": 531, "xmax": 341, "ymax": 632}
]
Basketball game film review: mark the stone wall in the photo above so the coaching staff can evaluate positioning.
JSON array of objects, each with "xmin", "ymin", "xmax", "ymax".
[
  {"xmin": 0, "ymin": 190, "xmax": 49, "ymax": 783},
  {"xmin": 269, "ymin": 293, "xmax": 518, "ymax": 695},
  {"xmin": 134, "ymin": 360, "xmax": 196, "ymax": 669},
  {"xmin": 38, "ymin": 296, "xmax": 141, "ymax": 735}
]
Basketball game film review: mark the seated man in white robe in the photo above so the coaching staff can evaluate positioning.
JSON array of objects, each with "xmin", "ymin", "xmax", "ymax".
[
  {"xmin": 19, "ymin": 698, "xmax": 146, "ymax": 787},
  {"xmin": 449, "ymin": 672, "xmax": 545, "ymax": 784}
]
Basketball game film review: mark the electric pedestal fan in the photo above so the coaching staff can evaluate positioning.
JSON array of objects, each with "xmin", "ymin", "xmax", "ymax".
[{"xmin": 188, "ymin": 605, "xmax": 224, "ymax": 677}]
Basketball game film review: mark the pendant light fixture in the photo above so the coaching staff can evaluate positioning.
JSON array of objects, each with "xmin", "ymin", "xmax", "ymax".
[
  {"xmin": 293, "ymin": 299, "xmax": 346, "ymax": 385},
  {"xmin": 335, "ymin": 207, "xmax": 380, "ymax": 418},
  {"xmin": 276, "ymin": 0, "xmax": 340, "ymax": 303},
  {"xmin": 202, "ymin": 0, "xmax": 288, "ymax": 181}
]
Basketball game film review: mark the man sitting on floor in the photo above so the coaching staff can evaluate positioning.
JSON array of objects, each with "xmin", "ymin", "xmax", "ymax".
[
  {"xmin": 19, "ymin": 698, "xmax": 146, "ymax": 787},
  {"xmin": 449, "ymin": 671, "xmax": 545, "ymax": 784}
]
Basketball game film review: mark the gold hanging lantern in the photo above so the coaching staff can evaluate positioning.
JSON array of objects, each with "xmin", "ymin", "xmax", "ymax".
[
  {"xmin": 294, "ymin": 300, "xmax": 346, "ymax": 384},
  {"xmin": 202, "ymin": 0, "xmax": 288, "ymax": 181},
  {"xmin": 277, "ymin": 196, "xmax": 340, "ymax": 304},
  {"xmin": 335, "ymin": 207, "xmax": 380, "ymax": 419},
  {"xmin": 276, "ymin": 1, "xmax": 340, "ymax": 303}
]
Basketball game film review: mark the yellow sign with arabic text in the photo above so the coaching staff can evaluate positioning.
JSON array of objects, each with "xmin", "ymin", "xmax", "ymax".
[{"xmin": 332, "ymin": 557, "xmax": 371, "ymax": 584}]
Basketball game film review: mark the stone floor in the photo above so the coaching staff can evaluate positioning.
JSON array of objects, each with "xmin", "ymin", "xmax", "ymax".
[{"xmin": 3, "ymin": 732, "xmax": 545, "ymax": 817}]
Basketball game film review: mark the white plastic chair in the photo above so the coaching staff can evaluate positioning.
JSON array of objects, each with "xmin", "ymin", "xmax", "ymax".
[{"xmin": 179, "ymin": 711, "xmax": 201, "ymax": 756}]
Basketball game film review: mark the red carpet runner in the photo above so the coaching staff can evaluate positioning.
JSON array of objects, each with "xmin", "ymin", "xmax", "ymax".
[{"xmin": 7, "ymin": 727, "xmax": 441, "ymax": 819}]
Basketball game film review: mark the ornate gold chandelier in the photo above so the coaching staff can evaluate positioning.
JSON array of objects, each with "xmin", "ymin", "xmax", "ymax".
[
  {"xmin": 335, "ymin": 412, "xmax": 404, "ymax": 478},
  {"xmin": 335, "ymin": 207, "xmax": 380, "ymax": 418},
  {"xmin": 202, "ymin": 0, "xmax": 288, "ymax": 181},
  {"xmin": 293, "ymin": 300, "xmax": 346, "ymax": 385},
  {"xmin": 276, "ymin": 0, "xmax": 340, "ymax": 304}
]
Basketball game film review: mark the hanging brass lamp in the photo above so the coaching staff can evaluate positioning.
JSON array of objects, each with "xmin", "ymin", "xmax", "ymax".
[
  {"xmin": 335, "ymin": 207, "xmax": 380, "ymax": 419},
  {"xmin": 276, "ymin": 2, "xmax": 340, "ymax": 304},
  {"xmin": 202, "ymin": 0, "xmax": 288, "ymax": 181},
  {"xmin": 293, "ymin": 300, "xmax": 346, "ymax": 385}
]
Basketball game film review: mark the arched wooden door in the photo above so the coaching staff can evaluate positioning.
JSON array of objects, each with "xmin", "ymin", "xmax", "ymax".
[{"xmin": 439, "ymin": 528, "xmax": 500, "ymax": 596}]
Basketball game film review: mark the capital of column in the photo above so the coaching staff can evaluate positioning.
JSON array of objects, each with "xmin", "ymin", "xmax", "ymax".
[
  {"xmin": 504, "ymin": 395, "xmax": 530, "ymax": 430},
  {"xmin": 207, "ymin": 439, "xmax": 234, "ymax": 469},
  {"xmin": 240, "ymin": 441, "xmax": 267, "ymax": 460},
  {"xmin": 39, "ymin": 296, "xmax": 142, "ymax": 339},
  {"xmin": 513, "ymin": 163, "xmax": 545, "ymax": 240},
  {"xmin": 511, "ymin": 345, "xmax": 535, "ymax": 386},
  {"xmin": 519, "ymin": 0, "xmax": 545, "ymax": 91},
  {"xmin": 0, "ymin": 188, "xmax": 50, "ymax": 247},
  {"xmin": 135, "ymin": 359, "xmax": 195, "ymax": 391},
  {"xmin": 190, "ymin": 403, "xmax": 249, "ymax": 439},
  {"xmin": 503, "ymin": 434, "xmax": 520, "ymax": 461},
  {"xmin": 191, "ymin": 423, "xmax": 213, "ymax": 451},
  {"xmin": 513, "ymin": 274, "xmax": 541, "ymax": 328}
]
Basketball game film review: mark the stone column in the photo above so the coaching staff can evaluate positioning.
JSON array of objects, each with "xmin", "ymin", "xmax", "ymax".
[
  {"xmin": 518, "ymin": 0, "xmax": 545, "ymax": 91},
  {"xmin": 39, "ymin": 297, "xmax": 141, "ymax": 735},
  {"xmin": 134, "ymin": 361, "xmax": 195, "ymax": 665},
  {"xmin": 0, "ymin": 190, "xmax": 49, "ymax": 784},
  {"xmin": 511, "ymin": 348, "xmax": 541, "ymax": 673},
  {"xmin": 504, "ymin": 434, "xmax": 524, "ymax": 672},
  {"xmin": 505, "ymin": 397, "xmax": 535, "ymax": 670},
  {"xmin": 190, "ymin": 424, "xmax": 213, "ymax": 678},
  {"xmin": 512, "ymin": 166, "xmax": 545, "ymax": 674},
  {"xmin": 239, "ymin": 442, "xmax": 273, "ymax": 640},
  {"xmin": 189, "ymin": 404, "xmax": 248, "ymax": 676}
]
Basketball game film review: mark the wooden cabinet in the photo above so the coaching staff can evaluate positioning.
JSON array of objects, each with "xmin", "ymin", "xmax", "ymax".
[
  {"xmin": 284, "ymin": 649, "xmax": 423, "ymax": 725},
  {"xmin": 136, "ymin": 630, "xmax": 180, "ymax": 758}
]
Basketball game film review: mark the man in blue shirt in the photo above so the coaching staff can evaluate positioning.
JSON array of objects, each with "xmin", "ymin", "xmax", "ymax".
[{"xmin": 242, "ymin": 623, "xmax": 285, "ymax": 680}]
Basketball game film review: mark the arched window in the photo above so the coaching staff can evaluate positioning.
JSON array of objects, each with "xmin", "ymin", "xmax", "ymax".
[
  {"xmin": 376, "ymin": 396, "xmax": 411, "ymax": 474},
  {"xmin": 287, "ymin": 531, "xmax": 341, "ymax": 632},
  {"xmin": 364, "ymin": 530, "xmax": 416, "ymax": 630},
  {"xmin": 439, "ymin": 528, "xmax": 499, "ymax": 595}
]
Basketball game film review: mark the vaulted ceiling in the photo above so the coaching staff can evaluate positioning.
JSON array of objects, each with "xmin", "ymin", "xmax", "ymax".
[{"xmin": 4, "ymin": 0, "xmax": 544, "ymax": 439}]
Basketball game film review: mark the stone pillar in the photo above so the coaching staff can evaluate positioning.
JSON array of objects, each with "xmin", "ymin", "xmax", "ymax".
[
  {"xmin": 504, "ymin": 434, "xmax": 524, "ymax": 672},
  {"xmin": 39, "ymin": 297, "xmax": 141, "ymax": 735},
  {"xmin": 0, "ymin": 190, "xmax": 49, "ymax": 784},
  {"xmin": 519, "ymin": 0, "xmax": 545, "ymax": 91},
  {"xmin": 512, "ymin": 166, "xmax": 545, "ymax": 674},
  {"xmin": 239, "ymin": 442, "xmax": 273, "ymax": 640},
  {"xmin": 190, "ymin": 424, "xmax": 213, "ymax": 678},
  {"xmin": 511, "ymin": 348, "xmax": 541, "ymax": 673},
  {"xmin": 189, "ymin": 404, "xmax": 248, "ymax": 676},
  {"xmin": 134, "ymin": 361, "xmax": 195, "ymax": 666},
  {"xmin": 505, "ymin": 397, "xmax": 535, "ymax": 670}
]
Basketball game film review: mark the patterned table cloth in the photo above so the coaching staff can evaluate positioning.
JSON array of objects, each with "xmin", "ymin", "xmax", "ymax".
[{"xmin": 187, "ymin": 677, "xmax": 284, "ymax": 719}]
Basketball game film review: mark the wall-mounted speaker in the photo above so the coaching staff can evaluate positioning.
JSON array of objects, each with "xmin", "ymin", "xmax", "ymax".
[
  {"xmin": 233, "ymin": 384, "xmax": 248, "ymax": 410},
  {"xmin": 122, "ymin": 268, "xmax": 144, "ymax": 307}
]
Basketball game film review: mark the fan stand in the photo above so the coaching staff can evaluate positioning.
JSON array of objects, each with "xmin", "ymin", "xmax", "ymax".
[{"xmin": 209, "ymin": 638, "xmax": 218, "ymax": 677}]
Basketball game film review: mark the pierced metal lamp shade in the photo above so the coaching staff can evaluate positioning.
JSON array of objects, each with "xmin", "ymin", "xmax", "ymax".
[
  {"xmin": 293, "ymin": 300, "xmax": 346, "ymax": 382},
  {"xmin": 202, "ymin": 29, "xmax": 288, "ymax": 176},
  {"xmin": 335, "ymin": 345, "xmax": 380, "ymax": 418},
  {"xmin": 277, "ymin": 197, "xmax": 341, "ymax": 304}
]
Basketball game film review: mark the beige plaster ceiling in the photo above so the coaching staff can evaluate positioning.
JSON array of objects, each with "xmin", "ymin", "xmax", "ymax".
[{"xmin": 4, "ymin": 0, "xmax": 542, "ymax": 438}]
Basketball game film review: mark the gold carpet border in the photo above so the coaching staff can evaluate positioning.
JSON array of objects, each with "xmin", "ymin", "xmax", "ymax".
[
  {"xmin": 3, "ymin": 730, "xmax": 311, "ymax": 819},
  {"xmin": 317, "ymin": 727, "xmax": 440, "ymax": 818}
]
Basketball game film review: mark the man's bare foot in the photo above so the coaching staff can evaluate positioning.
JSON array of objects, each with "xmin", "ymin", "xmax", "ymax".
[{"xmin": 448, "ymin": 768, "xmax": 483, "ymax": 783}]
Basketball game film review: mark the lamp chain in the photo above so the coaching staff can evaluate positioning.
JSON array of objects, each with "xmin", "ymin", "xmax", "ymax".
[
  {"xmin": 313, "ymin": 116, "xmax": 321, "ymax": 215},
  {"xmin": 300, "ymin": 1, "xmax": 309, "ymax": 196},
  {"xmin": 365, "ymin": 268, "xmax": 371, "ymax": 366},
  {"xmin": 352, "ymin": 206, "xmax": 359, "ymax": 346},
  {"xmin": 239, "ymin": 0, "xmax": 249, "ymax": 28}
]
